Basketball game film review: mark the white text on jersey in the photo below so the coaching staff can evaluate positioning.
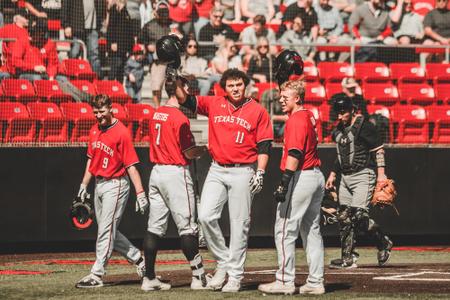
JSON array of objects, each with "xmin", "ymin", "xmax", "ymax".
[
  {"xmin": 214, "ymin": 115, "xmax": 251, "ymax": 131},
  {"xmin": 92, "ymin": 141, "xmax": 114, "ymax": 157},
  {"xmin": 153, "ymin": 112, "xmax": 169, "ymax": 121}
]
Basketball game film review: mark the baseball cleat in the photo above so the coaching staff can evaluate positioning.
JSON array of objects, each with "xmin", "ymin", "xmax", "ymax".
[
  {"xmin": 207, "ymin": 269, "xmax": 227, "ymax": 290},
  {"xmin": 221, "ymin": 278, "xmax": 241, "ymax": 293},
  {"xmin": 191, "ymin": 273, "xmax": 212, "ymax": 290},
  {"xmin": 141, "ymin": 277, "xmax": 171, "ymax": 291},
  {"xmin": 378, "ymin": 237, "xmax": 393, "ymax": 266},
  {"xmin": 299, "ymin": 283, "xmax": 325, "ymax": 295},
  {"xmin": 258, "ymin": 280, "xmax": 296, "ymax": 295},
  {"xmin": 329, "ymin": 258, "xmax": 358, "ymax": 269},
  {"xmin": 135, "ymin": 257, "xmax": 146, "ymax": 278},
  {"xmin": 75, "ymin": 273, "xmax": 103, "ymax": 288}
]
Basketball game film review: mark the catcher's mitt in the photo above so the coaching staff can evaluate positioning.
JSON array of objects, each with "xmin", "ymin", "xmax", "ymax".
[
  {"xmin": 371, "ymin": 179, "xmax": 399, "ymax": 215},
  {"xmin": 69, "ymin": 196, "xmax": 94, "ymax": 230}
]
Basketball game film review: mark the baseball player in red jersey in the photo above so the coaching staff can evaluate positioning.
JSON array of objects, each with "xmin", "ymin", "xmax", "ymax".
[
  {"xmin": 141, "ymin": 87, "xmax": 210, "ymax": 291},
  {"xmin": 170, "ymin": 68, "xmax": 273, "ymax": 292},
  {"xmin": 258, "ymin": 80, "xmax": 325, "ymax": 295},
  {"xmin": 75, "ymin": 95, "xmax": 149, "ymax": 288}
]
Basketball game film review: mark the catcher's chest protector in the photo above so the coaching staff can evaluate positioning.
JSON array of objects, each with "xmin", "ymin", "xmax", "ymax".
[{"xmin": 335, "ymin": 116, "xmax": 370, "ymax": 174}]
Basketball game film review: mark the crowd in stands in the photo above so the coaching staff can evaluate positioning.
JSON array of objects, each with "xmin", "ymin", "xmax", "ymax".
[{"xmin": 0, "ymin": 0, "xmax": 448, "ymax": 111}]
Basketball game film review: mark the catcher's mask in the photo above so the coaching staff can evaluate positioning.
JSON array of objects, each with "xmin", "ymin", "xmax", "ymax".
[
  {"xmin": 70, "ymin": 196, "xmax": 94, "ymax": 230},
  {"xmin": 156, "ymin": 34, "xmax": 183, "ymax": 69},
  {"xmin": 333, "ymin": 95, "xmax": 355, "ymax": 113},
  {"xmin": 274, "ymin": 50, "xmax": 304, "ymax": 85}
]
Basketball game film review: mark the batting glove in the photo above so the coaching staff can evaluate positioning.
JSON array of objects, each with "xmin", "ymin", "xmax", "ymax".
[
  {"xmin": 249, "ymin": 169, "xmax": 265, "ymax": 195},
  {"xmin": 78, "ymin": 183, "xmax": 90, "ymax": 202},
  {"xmin": 136, "ymin": 192, "xmax": 149, "ymax": 215},
  {"xmin": 273, "ymin": 169, "xmax": 295, "ymax": 203}
]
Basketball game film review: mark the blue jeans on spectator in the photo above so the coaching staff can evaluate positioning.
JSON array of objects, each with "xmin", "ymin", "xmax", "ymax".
[
  {"xmin": 199, "ymin": 73, "xmax": 221, "ymax": 96},
  {"xmin": 125, "ymin": 80, "xmax": 142, "ymax": 102},
  {"xmin": 69, "ymin": 29, "xmax": 101, "ymax": 77}
]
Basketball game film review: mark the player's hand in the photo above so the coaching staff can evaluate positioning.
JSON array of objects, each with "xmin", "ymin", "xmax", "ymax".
[
  {"xmin": 325, "ymin": 172, "xmax": 336, "ymax": 190},
  {"xmin": 274, "ymin": 183, "xmax": 288, "ymax": 203},
  {"xmin": 249, "ymin": 169, "xmax": 265, "ymax": 195},
  {"xmin": 136, "ymin": 192, "xmax": 149, "ymax": 215},
  {"xmin": 78, "ymin": 183, "xmax": 90, "ymax": 202},
  {"xmin": 64, "ymin": 27, "xmax": 72, "ymax": 38}
]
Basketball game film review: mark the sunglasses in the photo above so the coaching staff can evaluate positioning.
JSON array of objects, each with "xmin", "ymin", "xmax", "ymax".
[
  {"xmin": 437, "ymin": 0, "xmax": 447, "ymax": 2},
  {"xmin": 258, "ymin": 45, "xmax": 269, "ymax": 49},
  {"xmin": 187, "ymin": 44, "xmax": 198, "ymax": 48},
  {"xmin": 212, "ymin": 15, "xmax": 223, "ymax": 19}
]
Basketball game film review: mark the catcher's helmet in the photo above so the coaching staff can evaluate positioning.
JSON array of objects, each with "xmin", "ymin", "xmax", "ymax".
[
  {"xmin": 274, "ymin": 50, "xmax": 304, "ymax": 85},
  {"xmin": 70, "ymin": 196, "xmax": 94, "ymax": 230},
  {"xmin": 333, "ymin": 95, "xmax": 354, "ymax": 113},
  {"xmin": 156, "ymin": 34, "xmax": 183, "ymax": 69}
]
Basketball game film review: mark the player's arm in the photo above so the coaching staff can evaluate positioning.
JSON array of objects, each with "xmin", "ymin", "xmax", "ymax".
[
  {"xmin": 78, "ymin": 158, "xmax": 93, "ymax": 201},
  {"xmin": 170, "ymin": 77, "xmax": 198, "ymax": 112},
  {"xmin": 184, "ymin": 145, "xmax": 208, "ymax": 160},
  {"xmin": 374, "ymin": 147, "xmax": 386, "ymax": 182},
  {"xmin": 273, "ymin": 150, "xmax": 301, "ymax": 202},
  {"xmin": 127, "ymin": 165, "xmax": 149, "ymax": 214}
]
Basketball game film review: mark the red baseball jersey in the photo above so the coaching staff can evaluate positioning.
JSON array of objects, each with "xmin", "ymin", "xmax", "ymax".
[
  {"xmin": 149, "ymin": 105, "xmax": 195, "ymax": 166},
  {"xmin": 280, "ymin": 109, "xmax": 321, "ymax": 171},
  {"xmin": 87, "ymin": 120, "xmax": 139, "ymax": 178},
  {"xmin": 197, "ymin": 96, "xmax": 273, "ymax": 164}
]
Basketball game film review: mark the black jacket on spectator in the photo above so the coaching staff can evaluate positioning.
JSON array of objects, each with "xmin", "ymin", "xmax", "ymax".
[
  {"xmin": 61, "ymin": 0, "xmax": 106, "ymax": 34},
  {"xmin": 247, "ymin": 55, "xmax": 274, "ymax": 82},
  {"xmin": 198, "ymin": 23, "xmax": 237, "ymax": 58},
  {"xmin": 107, "ymin": 5, "xmax": 133, "ymax": 55},
  {"xmin": 280, "ymin": 5, "xmax": 318, "ymax": 37}
]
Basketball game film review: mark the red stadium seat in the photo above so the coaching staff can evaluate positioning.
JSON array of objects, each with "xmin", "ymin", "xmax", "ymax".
[
  {"xmin": 95, "ymin": 80, "xmax": 132, "ymax": 105},
  {"xmin": 254, "ymin": 82, "xmax": 278, "ymax": 101},
  {"xmin": 34, "ymin": 80, "xmax": 72, "ymax": 103},
  {"xmin": 125, "ymin": 103, "xmax": 155, "ymax": 142},
  {"xmin": 1, "ymin": 79, "xmax": 38, "ymax": 103},
  {"xmin": 429, "ymin": 105, "xmax": 450, "ymax": 143},
  {"xmin": 60, "ymin": 102, "xmax": 96, "ymax": 142},
  {"xmin": 425, "ymin": 63, "xmax": 450, "ymax": 84},
  {"xmin": 317, "ymin": 62, "xmax": 353, "ymax": 83},
  {"xmin": 70, "ymin": 80, "xmax": 97, "ymax": 96},
  {"xmin": 391, "ymin": 104, "xmax": 428, "ymax": 143},
  {"xmin": 303, "ymin": 104, "xmax": 323, "ymax": 142},
  {"xmin": 47, "ymin": 19, "xmax": 61, "ymax": 32},
  {"xmin": 325, "ymin": 82, "xmax": 343, "ymax": 100},
  {"xmin": 111, "ymin": 103, "xmax": 132, "ymax": 132},
  {"xmin": 435, "ymin": 83, "xmax": 450, "ymax": 104},
  {"xmin": 303, "ymin": 61, "xmax": 319, "ymax": 82},
  {"xmin": 398, "ymin": 83, "xmax": 435, "ymax": 105},
  {"xmin": 362, "ymin": 82, "xmax": 399, "ymax": 105},
  {"xmin": 213, "ymin": 83, "xmax": 226, "ymax": 97},
  {"xmin": 28, "ymin": 102, "xmax": 68, "ymax": 143},
  {"xmin": 354, "ymin": 62, "xmax": 390, "ymax": 82},
  {"xmin": 62, "ymin": 58, "xmax": 97, "ymax": 81},
  {"xmin": 0, "ymin": 102, "xmax": 35, "ymax": 142},
  {"xmin": 389, "ymin": 63, "xmax": 426, "ymax": 83},
  {"xmin": 304, "ymin": 82, "xmax": 326, "ymax": 104}
]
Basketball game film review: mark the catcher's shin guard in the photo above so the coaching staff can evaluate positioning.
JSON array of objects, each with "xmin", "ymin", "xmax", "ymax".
[
  {"xmin": 351, "ymin": 207, "xmax": 371, "ymax": 235},
  {"xmin": 337, "ymin": 206, "xmax": 355, "ymax": 262}
]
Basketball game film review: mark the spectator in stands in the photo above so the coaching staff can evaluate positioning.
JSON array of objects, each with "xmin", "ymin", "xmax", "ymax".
[
  {"xmin": 328, "ymin": 77, "xmax": 368, "ymax": 125},
  {"xmin": 390, "ymin": 0, "xmax": 424, "ymax": 45},
  {"xmin": 126, "ymin": 0, "xmax": 142, "ymax": 36},
  {"xmin": 278, "ymin": 15, "xmax": 316, "ymax": 62},
  {"xmin": 179, "ymin": 38, "xmax": 211, "ymax": 95},
  {"xmin": 11, "ymin": 18, "xmax": 61, "ymax": 81},
  {"xmin": 315, "ymin": 0, "xmax": 352, "ymax": 61},
  {"xmin": 239, "ymin": 0, "xmax": 275, "ymax": 23},
  {"xmin": 240, "ymin": 14, "xmax": 277, "ymax": 62},
  {"xmin": 198, "ymin": 6, "xmax": 236, "ymax": 59},
  {"xmin": 349, "ymin": 0, "xmax": 397, "ymax": 62},
  {"xmin": 24, "ymin": 0, "xmax": 48, "ymax": 18},
  {"xmin": 61, "ymin": 0, "xmax": 106, "ymax": 77},
  {"xmin": 139, "ymin": 0, "xmax": 153, "ymax": 28},
  {"xmin": 107, "ymin": 0, "xmax": 133, "ymax": 82},
  {"xmin": 209, "ymin": 38, "xmax": 242, "ymax": 89},
  {"xmin": 0, "ymin": 8, "xmax": 30, "ymax": 76},
  {"xmin": 40, "ymin": 0, "xmax": 62, "ymax": 20},
  {"xmin": 168, "ymin": 0, "xmax": 193, "ymax": 36},
  {"xmin": 124, "ymin": 44, "xmax": 146, "ymax": 102},
  {"xmin": 139, "ymin": 0, "xmax": 172, "ymax": 107},
  {"xmin": 0, "ymin": 0, "xmax": 20, "ymax": 24},
  {"xmin": 193, "ymin": 0, "xmax": 214, "ymax": 39},
  {"xmin": 220, "ymin": 0, "xmax": 241, "ymax": 23},
  {"xmin": 423, "ymin": 0, "xmax": 450, "ymax": 48},
  {"xmin": 331, "ymin": 0, "xmax": 365, "ymax": 23},
  {"xmin": 247, "ymin": 36, "xmax": 275, "ymax": 83},
  {"xmin": 281, "ymin": 0, "xmax": 319, "ymax": 40}
]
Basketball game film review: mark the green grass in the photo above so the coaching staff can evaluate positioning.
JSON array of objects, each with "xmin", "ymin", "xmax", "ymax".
[{"xmin": 1, "ymin": 248, "xmax": 449, "ymax": 300}]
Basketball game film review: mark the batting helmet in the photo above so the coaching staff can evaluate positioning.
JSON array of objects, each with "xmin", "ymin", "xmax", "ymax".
[
  {"xmin": 69, "ymin": 196, "xmax": 94, "ymax": 230},
  {"xmin": 274, "ymin": 50, "xmax": 304, "ymax": 85},
  {"xmin": 333, "ymin": 95, "xmax": 354, "ymax": 113},
  {"xmin": 156, "ymin": 34, "xmax": 183, "ymax": 69}
]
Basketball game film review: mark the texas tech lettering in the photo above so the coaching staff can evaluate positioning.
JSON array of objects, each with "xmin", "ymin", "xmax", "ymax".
[
  {"xmin": 213, "ymin": 115, "xmax": 251, "ymax": 131},
  {"xmin": 153, "ymin": 112, "xmax": 169, "ymax": 121},
  {"xmin": 91, "ymin": 141, "xmax": 114, "ymax": 157}
]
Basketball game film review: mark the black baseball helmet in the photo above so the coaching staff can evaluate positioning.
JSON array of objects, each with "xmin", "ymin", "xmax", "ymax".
[
  {"xmin": 333, "ymin": 95, "xmax": 354, "ymax": 113},
  {"xmin": 156, "ymin": 34, "xmax": 183, "ymax": 69},
  {"xmin": 274, "ymin": 50, "xmax": 304, "ymax": 85},
  {"xmin": 69, "ymin": 197, "xmax": 94, "ymax": 230}
]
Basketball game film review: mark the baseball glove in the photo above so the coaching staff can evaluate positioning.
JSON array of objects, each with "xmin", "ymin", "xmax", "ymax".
[
  {"xmin": 371, "ymin": 179, "xmax": 399, "ymax": 214},
  {"xmin": 69, "ymin": 196, "xmax": 94, "ymax": 230},
  {"xmin": 321, "ymin": 189, "xmax": 339, "ymax": 226}
]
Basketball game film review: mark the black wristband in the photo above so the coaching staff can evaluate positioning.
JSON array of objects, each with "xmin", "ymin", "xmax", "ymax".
[{"xmin": 281, "ymin": 169, "xmax": 295, "ymax": 188}]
